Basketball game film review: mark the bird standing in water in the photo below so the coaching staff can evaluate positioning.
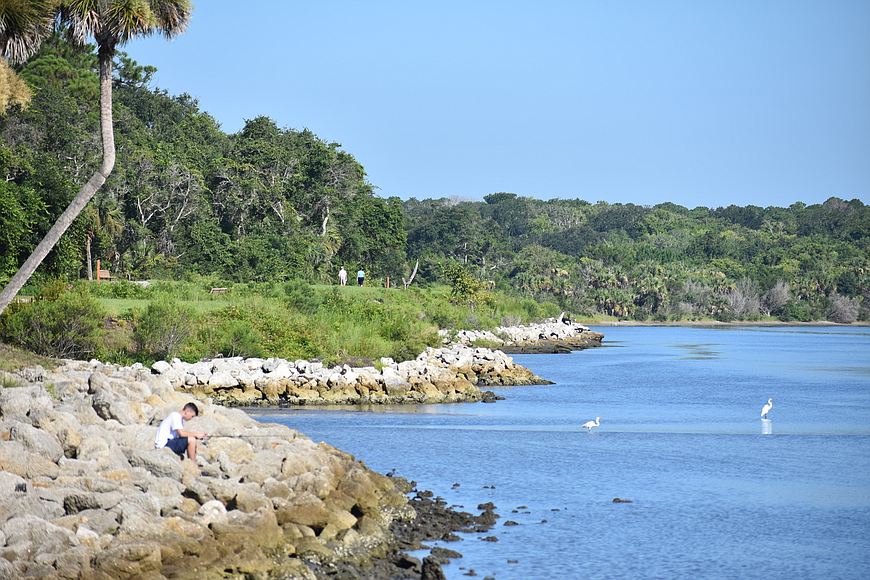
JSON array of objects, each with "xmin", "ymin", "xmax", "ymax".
[
  {"xmin": 761, "ymin": 398, "xmax": 773, "ymax": 419},
  {"xmin": 582, "ymin": 417, "xmax": 601, "ymax": 431}
]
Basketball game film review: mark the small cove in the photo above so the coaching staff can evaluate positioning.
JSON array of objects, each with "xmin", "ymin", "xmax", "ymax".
[{"xmin": 257, "ymin": 326, "xmax": 870, "ymax": 579}]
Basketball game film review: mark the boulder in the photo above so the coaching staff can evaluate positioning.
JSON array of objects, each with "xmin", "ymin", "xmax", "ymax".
[{"xmin": 129, "ymin": 449, "xmax": 185, "ymax": 480}]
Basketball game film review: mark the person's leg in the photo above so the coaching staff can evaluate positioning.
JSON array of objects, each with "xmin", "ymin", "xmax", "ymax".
[
  {"xmin": 186, "ymin": 437, "xmax": 197, "ymax": 461},
  {"xmin": 166, "ymin": 437, "xmax": 188, "ymax": 458}
]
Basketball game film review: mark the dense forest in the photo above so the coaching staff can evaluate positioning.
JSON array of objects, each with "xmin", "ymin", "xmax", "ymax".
[
  {"xmin": 404, "ymin": 194, "xmax": 869, "ymax": 322},
  {"xmin": 0, "ymin": 35, "xmax": 405, "ymax": 288},
  {"xmin": 1, "ymin": 37, "xmax": 868, "ymax": 324}
]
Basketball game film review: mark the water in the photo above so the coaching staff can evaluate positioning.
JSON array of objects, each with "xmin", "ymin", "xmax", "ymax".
[{"xmin": 255, "ymin": 326, "xmax": 870, "ymax": 579}]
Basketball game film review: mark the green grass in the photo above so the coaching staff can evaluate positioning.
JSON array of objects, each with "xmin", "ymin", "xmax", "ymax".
[
  {"xmin": 99, "ymin": 298, "xmax": 233, "ymax": 317},
  {"xmin": 0, "ymin": 342, "xmax": 60, "ymax": 372},
  {"xmin": 3, "ymin": 279, "xmax": 570, "ymax": 366}
]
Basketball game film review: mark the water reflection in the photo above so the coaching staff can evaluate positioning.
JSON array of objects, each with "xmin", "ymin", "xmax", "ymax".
[
  {"xmin": 761, "ymin": 418, "xmax": 773, "ymax": 435},
  {"xmin": 671, "ymin": 343, "xmax": 722, "ymax": 359}
]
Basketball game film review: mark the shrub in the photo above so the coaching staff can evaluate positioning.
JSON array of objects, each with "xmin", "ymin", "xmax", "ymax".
[
  {"xmin": 539, "ymin": 301, "xmax": 560, "ymax": 319},
  {"xmin": 0, "ymin": 286, "xmax": 105, "ymax": 359},
  {"xmin": 827, "ymin": 293, "xmax": 859, "ymax": 324},
  {"xmin": 378, "ymin": 313, "xmax": 412, "ymax": 342},
  {"xmin": 521, "ymin": 299, "xmax": 540, "ymax": 320},
  {"xmin": 85, "ymin": 279, "xmax": 149, "ymax": 299},
  {"xmin": 284, "ymin": 279, "xmax": 321, "ymax": 314},
  {"xmin": 500, "ymin": 314, "xmax": 522, "ymax": 327},
  {"xmin": 190, "ymin": 317, "xmax": 265, "ymax": 359},
  {"xmin": 778, "ymin": 300, "xmax": 811, "ymax": 322},
  {"xmin": 133, "ymin": 298, "xmax": 196, "ymax": 359},
  {"xmin": 714, "ymin": 309, "xmax": 736, "ymax": 322}
]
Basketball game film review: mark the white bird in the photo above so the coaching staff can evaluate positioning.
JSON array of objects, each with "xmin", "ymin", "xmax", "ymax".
[
  {"xmin": 582, "ymin": 417, "xmax": 601, "ymax": 431},
  {"xmin": 761, "ymin": 398, "xmax": 773, "ymax": 419}
]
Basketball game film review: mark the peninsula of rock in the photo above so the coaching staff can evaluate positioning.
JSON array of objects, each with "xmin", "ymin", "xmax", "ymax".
[
  {"xmin": 148, "ymin": 319, "xmax": 602, "ymax": 408},
  {"xmin": 0, "ymin": 360, "xmax": 493, "ymax": 580}
]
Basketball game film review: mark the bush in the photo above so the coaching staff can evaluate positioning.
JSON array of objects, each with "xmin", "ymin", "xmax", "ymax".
[
  {"xmin": 778, "ymin": 300, "xmax": 811, "ymax": 322},
  {"xmin": 284, "ymin": 279, "xmax": 321, "ymax": 314},
  {"xmin": 0, "ymin": 286, "xmax": 106, "ymax": 359},
  {"xmin": 521, "ymin": 299, "xmax": 540, "ymax": 320},
  {"xmin": 714, "ymin": 309, "xmax": 737, "ymax": 322},
  {"xmin": 190, "ymin": 317, "xmax": 265, "ymax": 359},
  {"xmin": 539, "ymin": 301, "xmax": 560, "ymax": 319},
  {"xmin": 85, "ymin": 279, "xmax": 150, "ymax": 299},
  {"xmin": 827, "ymin": 293, "xmax": 859, "ymax": 323},
  {"xmin": 133, "ymin": 298, "xmax": 196, "ymax": 359}
]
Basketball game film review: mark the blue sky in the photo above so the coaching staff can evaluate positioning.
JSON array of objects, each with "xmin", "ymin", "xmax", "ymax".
[{"xmin": 126, "ymin": 1, "xmax": 870, "ymax": 209}]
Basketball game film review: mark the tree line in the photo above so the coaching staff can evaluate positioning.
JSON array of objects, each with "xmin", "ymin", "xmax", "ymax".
[
  {"xmin": 1, "ymin": 35, "xmax": 867, "ymax": 324},
  {"xmin": 0, "ymin": 34, "xmax": 405, "ymax": 294},
  {"xmin": 403, "ymin": 194, "xmax": 869, "ymax": 322}
]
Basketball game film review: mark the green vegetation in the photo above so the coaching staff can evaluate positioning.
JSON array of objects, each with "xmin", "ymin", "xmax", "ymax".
[
  {"xmin": 404, "ymin": 196, "xmax": 869, "ymax": 323},
  {"xmin": 0, "ymin": 36, "xmax": 867, "ymax": 369},
  {"xmin": 0, "ymin": 279, "xmax": 550, "ymax": 367},
  {"xmin": 1, "ymin": 34, "xmax": 405, "ymax": 294}
]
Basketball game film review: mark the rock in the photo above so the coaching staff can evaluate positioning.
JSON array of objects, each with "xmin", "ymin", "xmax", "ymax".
[
  {"xmin": 0, "ymin": 355, "xmax": 522, "ymax": 580},
  {"xmin": 423, "ymin": 555, "xmax": 448, "ymax": 580},
  {"xmin": 9, "ymin": 421, "xmax": 64, "ymax": 463},
  {"xmin": 129, "ymin": 449, "xmax": 184, "ymax": 480},
  {"xmin": 197, "ymin": 499, "xmax": 228, "ymax": 526},
  {"xmin": 277, "ymin": 491, "xmax": 331, "ymax": 527},
  {"xmin": 151, "ymin": 360, "xmax": 171, "ymax": 374}
]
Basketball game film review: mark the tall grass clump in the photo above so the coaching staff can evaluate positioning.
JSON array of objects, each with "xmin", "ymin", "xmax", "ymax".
[
  {"xmin": 186, "ymin": 304, "xmax": 266, "ymax": 360},
  {"xmin": 284, "ymin": 280, "xmax": 321, "ymax": 314},
  {"xmin": 133, "ymin": 297, "xmax": 196, "ymax": 360}
]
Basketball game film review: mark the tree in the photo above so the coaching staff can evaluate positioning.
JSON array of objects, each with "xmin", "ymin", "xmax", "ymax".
[
  {"xmin": 442, "ymin": 262, "xmax": 489, "ymax": 311},
  {"xmin": 0, "ymin": 0, "xmax": 192, "ymax": 315}
]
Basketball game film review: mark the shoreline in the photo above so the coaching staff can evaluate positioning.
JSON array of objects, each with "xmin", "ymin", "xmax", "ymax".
[
  {"xmin": 582, "ymin": 319, "xmax": 869, "ymax": 328},
  {"xmin": 0, "ymin": 359, "xmax": 502, "ymax": 580}
]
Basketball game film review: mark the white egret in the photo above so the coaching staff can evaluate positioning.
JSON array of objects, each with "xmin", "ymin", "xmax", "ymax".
[
  {"xmin": 761, "ymin": 398, "xmax": 773, "ymax": 419},
  {"xmin": 582, "ymin": 417, "xmax": 601, "ymax": 431}
]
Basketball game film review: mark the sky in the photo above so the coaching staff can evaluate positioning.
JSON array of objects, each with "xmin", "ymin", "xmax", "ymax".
[{"xmin": 125, "ymin": 0, "xmax": 870, "ymax": 209}]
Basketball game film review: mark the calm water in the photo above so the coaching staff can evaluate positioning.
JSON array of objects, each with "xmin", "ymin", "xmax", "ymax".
[{"xmin": 258, "ymin": 326, "xmax": 870, "ymax": 580}]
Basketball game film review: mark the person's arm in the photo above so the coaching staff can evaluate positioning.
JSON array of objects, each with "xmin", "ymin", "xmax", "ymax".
[{"xmin": 176, "ymin": 428, "xmax": 207, "ymax": 440}]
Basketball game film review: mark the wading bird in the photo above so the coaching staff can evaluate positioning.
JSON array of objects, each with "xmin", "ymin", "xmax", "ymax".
[
  {"xmin": 761, "ymin": 398, "xmax": 773, "ymax": 419},
  {"xmin": 582, "ymin": 417, "xmax": 601, "ymax": 431}
]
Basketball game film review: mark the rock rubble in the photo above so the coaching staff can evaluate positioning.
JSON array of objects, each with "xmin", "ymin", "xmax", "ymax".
[
  {"xmin": 151, "ymin": 344, "xmax": 551, "ymax": 407},
  {"xmin": 440, "ymin": 318, "xmax": 605, "ymax": 354},
  {"xmin": 0, "ymin": 360, "xmax": 430, "ymax": 580}
]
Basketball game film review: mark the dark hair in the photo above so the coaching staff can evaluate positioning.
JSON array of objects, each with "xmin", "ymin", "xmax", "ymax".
[{"xmin": 183, "ymin": 402, "xmax": 199, "ymax": 416}]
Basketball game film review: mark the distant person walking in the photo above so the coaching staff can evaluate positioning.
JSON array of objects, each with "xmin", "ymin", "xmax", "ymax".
[
  {"xmin": 357, "ymin": 269, "xmax": 365, "ymax": 286},
  {"xmin": 338, "ymin": 267, "xmax": 348, "ymax": 286},
  {"xmin": 154, "ymin": 402, "xmax": 207, "ymax": 462}
]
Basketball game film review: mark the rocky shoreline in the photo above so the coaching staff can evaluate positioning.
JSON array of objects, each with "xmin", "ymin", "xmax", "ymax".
[
  {"xmin": 144, "ymin": 319, "xmax": 602, "ymax": 408},
  {"xmin": 154, "ymin": 344, "xmax": 549, "ymax": 408},
  {"xmin": 0, "ymin": 359, "xmax": 501, "ymax": 580},
  {"xmin": 0, "ymin": 322, "xmax": 602, "ymax": 579},
  {"xmin": 441, "ymin": 318, "xmax": 605, "ymax": 354}
]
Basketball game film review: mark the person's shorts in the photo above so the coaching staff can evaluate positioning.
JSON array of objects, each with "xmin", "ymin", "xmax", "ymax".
[{"xmin": 165, "ymin": 437, "xmax": 189, "ymax": 456}]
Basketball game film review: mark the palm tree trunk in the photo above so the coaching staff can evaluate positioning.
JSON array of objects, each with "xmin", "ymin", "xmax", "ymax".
[
  {"xmin": 86, "ymin": 235, "xmax": 93, "ymax": 281},
  {"xmin": 0, "ymin": 47, "xmax": 115, "ymax": 315}
]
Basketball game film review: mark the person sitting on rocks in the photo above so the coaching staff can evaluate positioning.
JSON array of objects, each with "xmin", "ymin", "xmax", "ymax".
[{"xmin": 154, "ymin": 402, "xmax": 208, "ymax": 461}]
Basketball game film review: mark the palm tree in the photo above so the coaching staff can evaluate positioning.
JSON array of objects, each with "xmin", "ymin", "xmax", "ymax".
[
  {"xmin": 0, "ymin": 1, "xmax": 55, "ymax": 62},
  {"xmin": 0, "ymin": 0, "xmax": 54, "ymax": 109},
  {"xmin": 0, "ymin": 0, "xmax": 192, "ymax": 315}
]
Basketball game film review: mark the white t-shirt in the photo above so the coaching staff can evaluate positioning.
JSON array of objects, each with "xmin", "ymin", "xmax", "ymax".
[{"xmin": 155, "ymin": 411, "xmax": 184, "ymax": 448}]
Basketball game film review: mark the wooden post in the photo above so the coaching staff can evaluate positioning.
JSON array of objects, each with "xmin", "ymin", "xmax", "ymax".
[
  {"xmin": 386, "ymin": 277, "xmax": 389, "ymax": 289},
  {"xmin": 96, "ymin": 259, "xmax": 101, "ymax": 282}
]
